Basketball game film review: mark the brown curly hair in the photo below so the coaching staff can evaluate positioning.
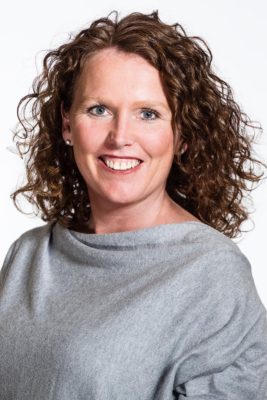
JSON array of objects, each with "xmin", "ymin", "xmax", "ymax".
[{"xmin": 12, "ymin": 10, "xmax": 265, "ymax": 238}]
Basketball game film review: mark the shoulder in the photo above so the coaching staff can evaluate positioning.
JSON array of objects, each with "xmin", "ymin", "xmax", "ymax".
[
  {"xmin": 177, "ymin": 221, "xmax": 246, "ymax": 263},
  {"xmin": 176, "ymin": 222, "xmax": 259, "ymax": 299},
  {"xmin": 182, "ymin": 222, "xmax": 266, "ymax": 313},
  {"xmin": 1, "ymin": 222, "xmax": 54, "ymax": 272},
  {"xmin": 10, "ymin": 222, "xmax": 53, "ymax": 250}
]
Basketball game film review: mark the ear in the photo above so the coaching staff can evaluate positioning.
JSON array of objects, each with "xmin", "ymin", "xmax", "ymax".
[{"xmin": 61, "ymin": 103, "xmax": 72, "ymax": 143}]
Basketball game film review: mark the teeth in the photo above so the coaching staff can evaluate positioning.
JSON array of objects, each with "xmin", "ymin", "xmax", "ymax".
[{"xmin": 104, "ymin": 159, "xmax": 141, "ymax": 170}]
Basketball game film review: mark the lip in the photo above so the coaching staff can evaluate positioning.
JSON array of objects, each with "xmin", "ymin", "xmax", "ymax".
[
  {"xmin": 99, "ymin": 154, "xmax": 143, "ymax": 161},
  {"xmin": 97, "ymin": 157, "xmax": 143, "ymax": 174}
]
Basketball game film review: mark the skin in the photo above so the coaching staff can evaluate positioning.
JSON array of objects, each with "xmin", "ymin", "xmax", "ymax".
[{"xmin": 62, "ymin": 47, "xmax": 197, "ymax": 233}]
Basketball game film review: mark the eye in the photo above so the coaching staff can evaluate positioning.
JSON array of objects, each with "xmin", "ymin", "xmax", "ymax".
[
  {"xmin": 87, "ymin": 105, "xmax": 109, "ymax": 116},
  {"xmin": 140, "ymin": 109, "xmax": 160, "ymax": 120}
]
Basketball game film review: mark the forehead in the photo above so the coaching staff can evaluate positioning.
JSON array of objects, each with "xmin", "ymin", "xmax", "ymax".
[
  {"xmin": 83, "ymin": 47, "xmax": 156, "ymax": 75},
  {"xmin": 72, "ymin": 48, "xmax": 171, "ymax": 111},
  {"xmin": 76, "ymin": 48, "xmax": 165, "ymax": 95}
]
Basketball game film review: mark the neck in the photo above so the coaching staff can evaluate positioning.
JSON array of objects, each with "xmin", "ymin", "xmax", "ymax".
[{"xmin": 86, "ymin": 191, "xmax": 182, "ymax": 234}]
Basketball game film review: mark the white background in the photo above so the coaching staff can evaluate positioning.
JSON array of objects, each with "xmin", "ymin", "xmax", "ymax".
[{"xmin": 1, "ymin": 0, "xmax": 266, "ymax": 307}]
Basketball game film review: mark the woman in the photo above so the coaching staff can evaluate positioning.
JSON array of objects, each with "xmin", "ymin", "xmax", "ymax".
[{"xmin": 1, "ymin": 10, "xmax": 267, "ymax": 399}]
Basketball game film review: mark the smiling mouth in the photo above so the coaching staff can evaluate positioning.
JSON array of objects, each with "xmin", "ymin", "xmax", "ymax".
[{"xmin": 98, "ymin": 157, "xmax": 143, "ymax": 171}]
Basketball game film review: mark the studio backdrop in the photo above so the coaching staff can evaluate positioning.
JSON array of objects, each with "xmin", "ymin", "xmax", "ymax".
[{"xmin": 1, "ymin": 0, "xmax": 266, "ymax": 308}]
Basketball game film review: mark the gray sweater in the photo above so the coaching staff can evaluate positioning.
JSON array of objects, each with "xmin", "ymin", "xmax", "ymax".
[{"xmin": 1, "ymin": 221, "xmax": 267, "ymax": 399}]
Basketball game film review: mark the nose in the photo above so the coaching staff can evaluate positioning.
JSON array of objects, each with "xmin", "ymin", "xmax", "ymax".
[{"xmin": 106, "ymin": 110, "xmax": 134, "ymax": 148}]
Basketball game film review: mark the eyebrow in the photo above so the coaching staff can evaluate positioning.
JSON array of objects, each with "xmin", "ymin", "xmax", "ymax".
[
  {"xmin": 132, "ymin": 100, "xmax": 170, "ymax": 111},
  {"xmin": 82, "ymin": 96, "xmax": 170, "ymax": 112}
]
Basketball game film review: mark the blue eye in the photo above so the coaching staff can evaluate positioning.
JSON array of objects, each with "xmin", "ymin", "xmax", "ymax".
[
  {"xmin": 141, "ymin": 109, "xmax": 159, "ymax": 120},
  {"xmin": 87, "ymin": 105, "xmax": 108, "ymax": 116}
]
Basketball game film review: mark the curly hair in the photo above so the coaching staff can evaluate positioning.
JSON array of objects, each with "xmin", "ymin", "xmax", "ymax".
[{"xmin": 12, "ymin": 10, "xmax": 265, "ymax": 238}]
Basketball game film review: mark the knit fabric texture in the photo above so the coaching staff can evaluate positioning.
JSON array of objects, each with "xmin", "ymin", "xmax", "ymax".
[{"xmin": 1, "ymin": 221, "xmax": 267, "ymax": 399}]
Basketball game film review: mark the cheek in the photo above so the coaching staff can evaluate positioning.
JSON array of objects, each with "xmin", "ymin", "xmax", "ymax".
[
  {"xmin": 143, "ymin": 126, "xmax": 174, "ymax": 158},
  {"xmin": 72, "ymin": 120, "xmax": 104, "ymax": 152}
]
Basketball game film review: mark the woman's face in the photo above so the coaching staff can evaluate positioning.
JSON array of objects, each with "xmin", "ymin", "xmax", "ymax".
[{"xmin": 62, "ymin": 48, "xmax": 175, "ymax": 210}]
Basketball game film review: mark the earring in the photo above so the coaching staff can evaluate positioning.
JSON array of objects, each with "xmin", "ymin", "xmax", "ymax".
[
  {"xmin": 181, "ymin": 145, "xmax": 187, "ymax": 154},
  {"xmin": 65, "ymin": 139, "xmax": 72, "ymax": 146}
]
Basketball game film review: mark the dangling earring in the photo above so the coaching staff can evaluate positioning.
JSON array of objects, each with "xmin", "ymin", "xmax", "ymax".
[
  {"xmin": 180, "ymin": 144, "xmax": 187, "ymax": 155},
  {"xmin": 65, "ymin": 139, "xmax": 72, "ymax": 146},
  {"xmin": 174, "ymin": 145, "xmax": 187, "ymax": 166}
]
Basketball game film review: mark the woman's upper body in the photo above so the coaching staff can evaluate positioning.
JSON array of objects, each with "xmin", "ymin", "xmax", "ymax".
[
  {"xmin": 1, "ymin": 220, "xmax": 267, "ymax": 399},
  {"xmin": 2, "ymin": 9, "xmax": 267, "ymax": 400}
]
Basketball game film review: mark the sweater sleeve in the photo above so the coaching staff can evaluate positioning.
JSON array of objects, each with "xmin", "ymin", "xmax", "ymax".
[{"xmin": 173, "ymin": 248, "xmax": 267, "ymax": 400}]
